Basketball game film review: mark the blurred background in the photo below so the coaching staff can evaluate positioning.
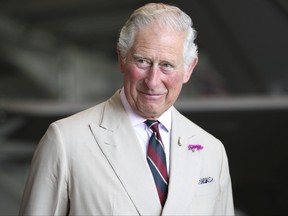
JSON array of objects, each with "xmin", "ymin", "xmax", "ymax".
[{"xmin": 0, "ymin": 0, "xmax": 288, "ymax": 215}]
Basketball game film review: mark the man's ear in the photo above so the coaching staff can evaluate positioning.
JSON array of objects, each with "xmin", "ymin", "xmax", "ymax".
[
  {"xmin": 183, "ymin": 57, "xmax": 198, "ymax": 83},
  {"xmin": 117, "ymin": 44, "xmax": 125, "ymax": 73}
]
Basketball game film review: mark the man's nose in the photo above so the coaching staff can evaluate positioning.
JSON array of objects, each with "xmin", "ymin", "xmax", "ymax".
[{"xmin": 145, "ymin": 66, "xmax": 161, "ymax": 88}]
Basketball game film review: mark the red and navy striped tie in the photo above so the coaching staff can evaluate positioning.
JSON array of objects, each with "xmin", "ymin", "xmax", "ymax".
[{"xmin": 145, "ymin": 120, "xmax": 169, "ymax": 206}]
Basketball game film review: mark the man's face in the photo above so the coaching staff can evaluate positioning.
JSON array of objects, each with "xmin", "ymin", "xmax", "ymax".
[{"xmin": 119, "ymin": 25, "xmax": 197, "ymax": 119}]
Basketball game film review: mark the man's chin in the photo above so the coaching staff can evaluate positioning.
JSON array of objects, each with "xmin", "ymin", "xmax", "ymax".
[{"xmin": 138, "ymin": 105, "xmax": 165, "ymax": 119}]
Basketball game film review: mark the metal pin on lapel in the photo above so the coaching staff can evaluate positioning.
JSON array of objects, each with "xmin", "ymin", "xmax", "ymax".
[{"xmin": 178, "ymin": 137, "xmax": 182, "ymax": 146}]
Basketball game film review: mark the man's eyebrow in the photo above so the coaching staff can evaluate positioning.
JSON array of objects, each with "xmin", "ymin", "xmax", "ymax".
[{"xmin": 132, "ymin": 54, "xmax": 151, "ymax": 61}]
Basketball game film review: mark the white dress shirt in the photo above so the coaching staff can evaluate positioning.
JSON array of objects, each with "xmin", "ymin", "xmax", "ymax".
[{"xmin": 120, "ymin": 88, "xmax": 171, "ymax": 172}]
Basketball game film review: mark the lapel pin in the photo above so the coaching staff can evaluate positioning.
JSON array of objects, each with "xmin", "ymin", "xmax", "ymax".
[
  {"xmin": 188, "ymin": 144, "xmax": 203, "ymax": 152},
  {"xmin": 178, "ymin": 137, "xmax": 182, "ymax": 146}
]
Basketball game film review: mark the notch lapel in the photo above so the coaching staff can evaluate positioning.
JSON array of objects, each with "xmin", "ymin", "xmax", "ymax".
[{"xmin": 89, "ymin": 92, "xmax": 162, "ymax": 215}]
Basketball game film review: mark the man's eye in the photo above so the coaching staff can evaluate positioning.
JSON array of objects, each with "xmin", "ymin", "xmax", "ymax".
[
  {"xmin": 137, "ymin": 59, "xmax": 145, "ymax": 64},
  {"xmin": 162, "ymin": 63, "xmax": 172, "ymax": 68},
  {"xmin": 161, "ymin": 63, "xmax": 174, "ymax": 73},
  {"xmin": 136, "ymin": 58, "xmax": 150, "ymax": 68}
]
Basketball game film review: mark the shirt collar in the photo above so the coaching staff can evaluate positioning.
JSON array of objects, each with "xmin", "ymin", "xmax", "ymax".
[{"xmin": 120, "ymin": 87, "xmax": 171, "ymax": 132}]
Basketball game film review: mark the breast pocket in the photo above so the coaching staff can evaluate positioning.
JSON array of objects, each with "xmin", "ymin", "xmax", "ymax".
[
  {"xmin": 188, "ymin": 180, "xmax": 220, "ymax": 214},
  {"xmin": 195, "ymin": 177, "xmax": 219, "ymax": 197}
]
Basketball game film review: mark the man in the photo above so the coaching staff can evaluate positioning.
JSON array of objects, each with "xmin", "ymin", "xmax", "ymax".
[{"xmin": 19, "ymin": 3, "xmax": 234, "ymax": 215}]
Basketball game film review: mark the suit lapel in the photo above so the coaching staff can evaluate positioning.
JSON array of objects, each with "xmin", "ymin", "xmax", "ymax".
[
  {"xmin": 89, "ymin": 92, "xmax": 162, "ymax": 215},
  {"xmin": 163, "ymin": 108, "xmax": 204, "ymax": 213}
]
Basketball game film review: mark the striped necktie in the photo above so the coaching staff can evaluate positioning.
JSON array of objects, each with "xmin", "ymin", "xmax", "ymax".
[{"xmin": 145, "ymin": 120, "xmax": 169, "ymax": 206}]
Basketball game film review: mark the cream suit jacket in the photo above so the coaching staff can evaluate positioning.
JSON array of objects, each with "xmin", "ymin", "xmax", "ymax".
[{"xmin": 19, "ymin": 91, "xmax": 234, "ymax": 215}]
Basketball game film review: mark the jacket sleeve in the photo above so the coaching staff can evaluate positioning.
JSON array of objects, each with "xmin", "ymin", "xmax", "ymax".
[
  {"xmin": 216, "ymin": 142, "xmax": 235, "ymax": 215},
  {"xmin": 19, "ymin": 123, "xmax": 69, "ymax": 216}
]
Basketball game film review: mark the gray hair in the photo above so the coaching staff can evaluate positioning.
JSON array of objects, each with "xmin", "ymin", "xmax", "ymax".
[{"xmin": 118, "ymin": 3, "xmax": 198, "ymax": 70}]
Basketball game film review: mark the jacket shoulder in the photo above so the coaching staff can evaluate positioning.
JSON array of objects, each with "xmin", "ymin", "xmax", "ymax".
[{"xmin": 55, "ymin": 101, "xmax": 106, "ymax": 128}]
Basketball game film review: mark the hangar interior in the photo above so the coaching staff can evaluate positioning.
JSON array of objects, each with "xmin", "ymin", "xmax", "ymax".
[{"xmin": 0, "ymin": 0, "xmax": 288, "ymax": 215}]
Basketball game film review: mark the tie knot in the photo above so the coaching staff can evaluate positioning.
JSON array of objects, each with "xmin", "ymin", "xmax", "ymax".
[{"xmin": 145, "ymin": 120, "xmax": 159, "ymax": 133}]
